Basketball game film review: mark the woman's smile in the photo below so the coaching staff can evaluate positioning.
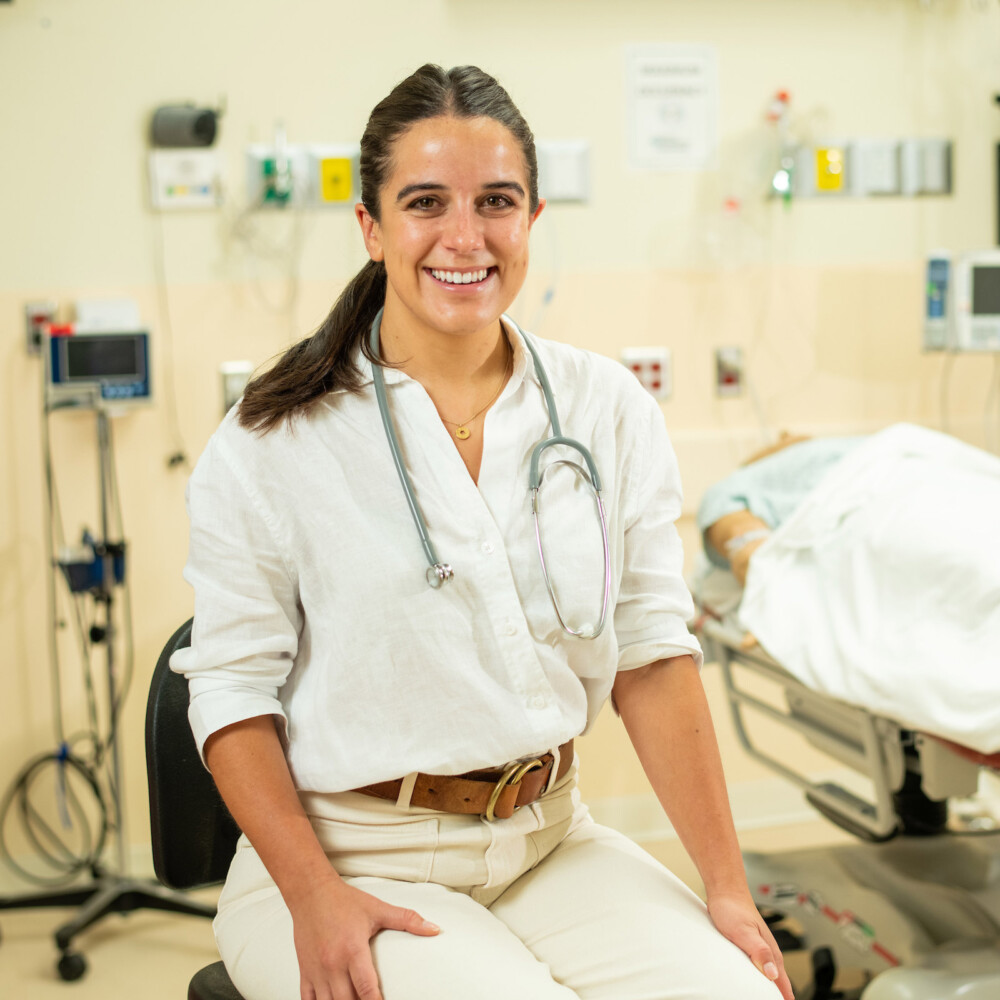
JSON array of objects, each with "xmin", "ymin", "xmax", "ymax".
[{"xmin": 425, "ymin": 266, "xmax": 495, "ymax": 287}]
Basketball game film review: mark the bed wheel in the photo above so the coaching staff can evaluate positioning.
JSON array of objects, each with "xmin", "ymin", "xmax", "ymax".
[
  {"xmin": 798, "ymin": 946, "xmax": 866, "ymax": 1000},
  {"xmin": 760, "ymin": 907, "xmax": 806, "ymax": 952}
]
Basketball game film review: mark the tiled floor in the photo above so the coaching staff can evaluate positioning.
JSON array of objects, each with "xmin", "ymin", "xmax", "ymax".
[{"xmin": 0, "ymin": 821, "xmax": 848, "ymax": 999}]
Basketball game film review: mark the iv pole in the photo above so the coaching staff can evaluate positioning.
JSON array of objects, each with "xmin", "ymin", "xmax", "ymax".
[{"xmin": 0, "ymin": 404, "xmax": 215, "ymax": 983}]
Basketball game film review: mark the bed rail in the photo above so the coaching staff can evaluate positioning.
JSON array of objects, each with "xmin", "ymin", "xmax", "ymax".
[{"xmin": 698, "ymin": 616, "xmax": 906, "ymax": 842}]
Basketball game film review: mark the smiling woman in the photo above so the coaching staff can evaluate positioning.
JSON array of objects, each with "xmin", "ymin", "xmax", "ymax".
[
  {"xmin": 170, "ymin": 64, "xmax": 791, "ymax": 1000},
  {"xmin": 355, "ymin": 112, "xmax": 543, "ymax": 448}
]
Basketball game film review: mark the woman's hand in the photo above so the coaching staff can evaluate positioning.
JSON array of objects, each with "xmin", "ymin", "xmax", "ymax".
[
  {"xmin": 290, "ymin": 877, "xmax": 439, "ymax": 1000},
  {"xmin": 706, "ymin": 891, "xmax": 794, "ymax": 1000}
]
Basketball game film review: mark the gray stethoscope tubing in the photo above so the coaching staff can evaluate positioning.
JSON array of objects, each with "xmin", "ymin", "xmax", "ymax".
[
  {"xmin": 369, "ymin": 310, "xmax": 453, "ymax": 588},
  {"xmin": 368, "ymin": 308, "xmax": 611, "ymax": 638}
]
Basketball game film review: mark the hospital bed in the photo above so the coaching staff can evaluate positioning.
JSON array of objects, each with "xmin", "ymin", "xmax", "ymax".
[{"xmin": 693, "ymin": 573, "xmax": 1000, "ymax": 1000}]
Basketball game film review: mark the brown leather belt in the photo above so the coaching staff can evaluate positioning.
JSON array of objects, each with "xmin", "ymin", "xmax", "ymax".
[{"xmin": 353, "ymin": 739, "xmax": 574, "ymax": 822}]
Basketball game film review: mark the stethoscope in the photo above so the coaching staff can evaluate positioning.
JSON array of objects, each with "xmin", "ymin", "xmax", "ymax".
[{"xmin": 368, "ymin": 308, "xmax": 611, "ymax": 640}]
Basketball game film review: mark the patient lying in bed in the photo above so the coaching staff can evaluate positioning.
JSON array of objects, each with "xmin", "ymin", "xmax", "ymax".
[{"xmin": 695, "ymin": 423, "xmax": 1000, "ymax": 756}]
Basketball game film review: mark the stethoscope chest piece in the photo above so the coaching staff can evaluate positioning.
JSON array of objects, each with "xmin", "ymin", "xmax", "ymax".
[{"xmin": 426, "ymin": 563, "xmax": 454, "ymax": 588}]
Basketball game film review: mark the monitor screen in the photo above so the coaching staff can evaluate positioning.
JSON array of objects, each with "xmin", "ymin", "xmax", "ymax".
[
  {"xmin": 64, "ymin": 335, "xmax": 142, "ymax": 380},
  {"xmin": 971, "ymin": 265, "xmax": 1000, "ymax": 316}
]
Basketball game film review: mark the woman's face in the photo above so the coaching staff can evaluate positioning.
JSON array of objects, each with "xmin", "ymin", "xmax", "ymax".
[{"xmin": 356, "ymin": 115, "xmax": 544, "ymax": 342}]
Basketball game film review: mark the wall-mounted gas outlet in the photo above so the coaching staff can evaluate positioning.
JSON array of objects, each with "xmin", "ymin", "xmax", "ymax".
[
  {"xmin": 715, "ymin": 346, "xmax": 743, "ymax": 397},
  {"xmin": 246, "ymin": 143, "xmax": 309, "ymax": 207},
  {"xmin": 25, "ymin": 300, "xmax": 57, "ymax": 355},
  {"xmin": 220, "ymin": 360, "xmax": 254, "ymax": 414},
  {"xmin": 621, "ymin": 347, "xmax": 671, "ymax": 400}
]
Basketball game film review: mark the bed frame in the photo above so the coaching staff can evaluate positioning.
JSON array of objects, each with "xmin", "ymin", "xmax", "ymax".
[{"xmin": 694, "ymin": 613, "xmax": 1000, "ymax": 1000}]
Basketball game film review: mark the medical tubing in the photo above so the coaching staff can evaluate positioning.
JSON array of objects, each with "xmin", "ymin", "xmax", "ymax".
[
  {"xmin": 150, "ymin": 206, "xmax": 191, "ymax": 469},
  {"xmin": 367, "ymin": 311, "xmax": 446, "ymax": 576},
  {"xmin": 519, "ymin": 329, "xmax": 563, "ymax": 438},
  {"xmin": 528, "ymin": 436, "xmax": 604, "ymax": 492},
  {"xmin": 530, "ymin": 459, "xmax": 611, "ymax": 639},
  {"xmin": 0, "ymin": 748, "xmax": 109, "ymax": 886}
]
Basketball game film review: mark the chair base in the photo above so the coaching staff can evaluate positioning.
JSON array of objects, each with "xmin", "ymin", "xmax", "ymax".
[
  {"xmin": 189, "ymin": 960, "xmax": 245, "ymax": 1000},
  {"xmin": 0, "ymin": 872, "xmax": 216, "ymax": 980}
]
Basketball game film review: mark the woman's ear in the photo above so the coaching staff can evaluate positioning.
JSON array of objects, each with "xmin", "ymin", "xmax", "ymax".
[
  {"xmin": 529, "ymin": 198, "xmax": 546, "ymax": 230},
  {"xmin": 355, "ymin": 203, "xmax": 384, "ymax": 262}
]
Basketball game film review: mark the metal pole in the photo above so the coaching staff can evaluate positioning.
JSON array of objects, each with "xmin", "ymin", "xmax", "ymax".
[{"xmin": 96, "ymin": 409, "xmax": 127, "ymax": 876}]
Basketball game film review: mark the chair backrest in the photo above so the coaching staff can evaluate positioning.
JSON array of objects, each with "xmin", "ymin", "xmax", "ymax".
[{"xmin": 145, "ymin": 618, "xmax": 241, "ymax": 890}]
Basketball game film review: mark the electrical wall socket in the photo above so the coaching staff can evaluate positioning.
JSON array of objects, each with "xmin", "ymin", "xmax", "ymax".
[
  {"xmin": 715, "ymin": 346, "xmax": 743, "ymax": 397},
  {"xmin": 25, "ymin": 300, "xmax": 56, "ymax": 355},
  {"xmin": 621, "ymin": 347, "xmax": 671, "ymax": 400}
]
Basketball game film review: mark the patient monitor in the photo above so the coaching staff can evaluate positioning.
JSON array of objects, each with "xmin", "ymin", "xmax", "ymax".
[
  {"xmin": 46, "ymin": 328, "xmax": 151, "ymax": 410},
  {"xmin": 925, "ymin": 249, "xmax": 1000, "ymax": 352}
]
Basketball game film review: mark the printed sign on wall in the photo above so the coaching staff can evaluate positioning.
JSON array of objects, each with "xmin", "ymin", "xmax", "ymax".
[{"xmin": 626, "ymin": 45, "xmax": 718, "ymax": 172}]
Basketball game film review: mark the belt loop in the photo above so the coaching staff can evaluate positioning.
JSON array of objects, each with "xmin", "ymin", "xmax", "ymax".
[
  {"xmin": 545, "ymin": 745, "xmax": 562, "ymax": 794},
  {"xmin": 395, "ymin": 772, "xmax": 418, "ymax": 810}
]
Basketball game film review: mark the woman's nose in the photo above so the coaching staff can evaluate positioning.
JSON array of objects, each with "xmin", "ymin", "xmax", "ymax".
[{"xmin": 442, "ymin": 205, "xmax": 485, "ymax": 253}]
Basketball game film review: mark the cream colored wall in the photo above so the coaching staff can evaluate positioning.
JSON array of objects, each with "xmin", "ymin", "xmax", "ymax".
[{"xmin": 2, "ymin": 0, "xmax": 998, "ymax": 869}]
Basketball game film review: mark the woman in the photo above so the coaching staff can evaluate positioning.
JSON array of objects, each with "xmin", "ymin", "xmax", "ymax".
[{"xmin": 173, "ymin": 64, "xmax": 792, "ymax": 1000}]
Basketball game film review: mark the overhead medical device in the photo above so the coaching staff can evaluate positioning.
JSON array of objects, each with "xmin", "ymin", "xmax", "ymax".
[
  {"xmin": 368, "ymin": 309, "xmax": 611, "ymax": 640},
  {"xmin": 924, "ymin": 250, "xmax": 1000, "ymax": 351},
  {"xmin": 46, "ymin": 327, "xmax": 151, "ymax": 409}
]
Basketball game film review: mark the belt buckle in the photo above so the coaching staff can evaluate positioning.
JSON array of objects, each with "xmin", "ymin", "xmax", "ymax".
[{"xmin": 483, "ymin": 758, "xmax": 543, "ymax": 822}]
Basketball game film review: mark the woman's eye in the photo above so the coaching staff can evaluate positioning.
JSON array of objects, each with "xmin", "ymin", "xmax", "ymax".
[
  {"xmin": 412, "ymin": 197, "xmax": 437, "ymax": 210},
  {"xmin": 483, "ymin": 194, "xmax": 513, "ymax": 209}
]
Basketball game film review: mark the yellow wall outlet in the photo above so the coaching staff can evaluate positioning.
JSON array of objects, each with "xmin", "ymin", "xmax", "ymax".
[
  {"xmin": 815, "ymin": 146, "xmax": 846, "ymax": 192},
  {"xmin": 319, "ymin": 157, "xmax": 354, "ymax": 202}
]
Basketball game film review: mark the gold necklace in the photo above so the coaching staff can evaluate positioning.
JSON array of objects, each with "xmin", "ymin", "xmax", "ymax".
[{"xmin": 439, "ymin": 344, "xmax": 512, "ymax": 441}]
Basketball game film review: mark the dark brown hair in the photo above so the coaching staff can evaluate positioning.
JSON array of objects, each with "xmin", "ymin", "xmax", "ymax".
[{"xmin": 238, "ymin": 64, "xmax": 539, "ymax": 433}]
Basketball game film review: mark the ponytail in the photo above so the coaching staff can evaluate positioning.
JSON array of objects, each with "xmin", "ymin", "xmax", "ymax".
[{"xmin": 237, "ymin": 260, "xmax": 386, "ymax": 433}]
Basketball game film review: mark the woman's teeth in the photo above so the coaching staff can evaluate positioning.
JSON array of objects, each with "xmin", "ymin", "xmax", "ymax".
[{"xmin": 429, "ymin": 268, "xmax": 489, "ymax": 285}]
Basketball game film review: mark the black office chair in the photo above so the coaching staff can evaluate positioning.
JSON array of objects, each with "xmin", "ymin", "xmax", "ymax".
[{"xmin": 146, "ymin": 618, "xmax": 245, "ymax": 1000}]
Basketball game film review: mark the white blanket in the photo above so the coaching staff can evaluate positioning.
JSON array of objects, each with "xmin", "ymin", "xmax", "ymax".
[{"xmin": 738, "ymin": 424, "xmax": 1000, "ymax": 753}]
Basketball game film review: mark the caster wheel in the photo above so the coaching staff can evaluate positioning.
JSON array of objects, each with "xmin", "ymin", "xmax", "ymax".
[{"xmin": 57, "ymin": 951, "xmax": 87, "ymax": 981}]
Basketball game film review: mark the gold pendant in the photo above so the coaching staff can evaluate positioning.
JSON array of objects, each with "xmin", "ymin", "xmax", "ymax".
[{"xmin": 455, "ymin": 426, "xmax": 471, "ymax": 440}]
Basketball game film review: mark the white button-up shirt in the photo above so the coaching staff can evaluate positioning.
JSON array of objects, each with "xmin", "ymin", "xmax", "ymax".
[{"xmin": 172, "ymin": 319, "xmax": 701, "ymax": 792}]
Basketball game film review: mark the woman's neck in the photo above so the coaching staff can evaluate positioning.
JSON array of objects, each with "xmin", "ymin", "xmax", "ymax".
[{"xmin": 378, "ymin": 304, "xmax": 509, "ymax": 392}]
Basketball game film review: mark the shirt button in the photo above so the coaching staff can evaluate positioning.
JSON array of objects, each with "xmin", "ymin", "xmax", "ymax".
[
  {"xmin": 504, "ymin": 620, "xmax": 517, "ymax": 636},
  {"xmin": 530, "ymin": 694, "xmax": 547, "ymax": 710},
  {"xmin": 481, "ymin": 541, "xmax": 495, "ymax": 555}
]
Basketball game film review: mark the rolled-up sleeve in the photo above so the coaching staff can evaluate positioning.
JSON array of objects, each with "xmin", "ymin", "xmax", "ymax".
[
  {"xmin": 613, "ymin": 395, "xmax": 702, "ymax": 671},
  {"xmin": 169, "ymin": 435, "xmax": 301, "ymax": 759}
]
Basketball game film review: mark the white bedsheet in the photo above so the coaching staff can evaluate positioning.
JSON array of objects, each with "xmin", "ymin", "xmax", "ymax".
[{"xmin": 738, "ymin": 424, "xmax": 1000, "ymax": 753}]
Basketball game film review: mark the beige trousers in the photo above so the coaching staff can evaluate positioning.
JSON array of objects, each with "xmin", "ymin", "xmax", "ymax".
[{"xmin": 214, "ymin": 764, "xmax": 780, "ymax": 1000}]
